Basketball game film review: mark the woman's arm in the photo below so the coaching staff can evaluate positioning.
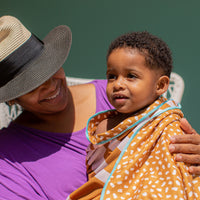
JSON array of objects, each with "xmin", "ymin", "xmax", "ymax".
[{"xmin": 169, "ymin": 118, "xmax": 200, "ymax": 174}]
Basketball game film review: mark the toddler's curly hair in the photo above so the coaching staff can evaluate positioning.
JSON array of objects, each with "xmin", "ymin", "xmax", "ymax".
[{"xmin": 107, "ymin": 31, "xmax": 173, "ymax": 77}]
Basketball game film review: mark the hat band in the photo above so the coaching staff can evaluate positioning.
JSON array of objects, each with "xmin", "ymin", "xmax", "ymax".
[{"xmin": 0, "ymin": 34, "xmax": 44, "ymax": 87}]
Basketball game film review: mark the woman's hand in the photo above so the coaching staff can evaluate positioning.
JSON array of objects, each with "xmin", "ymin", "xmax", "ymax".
[{"xmin": 169, "ymin": 118, "xmax": 200, "ymax": 174}]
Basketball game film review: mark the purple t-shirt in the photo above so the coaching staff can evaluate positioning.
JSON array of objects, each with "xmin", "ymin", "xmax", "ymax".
[{"xmin": 0, "ymin": 80, "xmax": 112, "ymax": 200}]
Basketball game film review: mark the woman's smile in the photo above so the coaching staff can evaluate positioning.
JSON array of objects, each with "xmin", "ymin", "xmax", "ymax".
[{"xmin": 43, "ymin": 87, "xmax": 61, "ymax": 101}]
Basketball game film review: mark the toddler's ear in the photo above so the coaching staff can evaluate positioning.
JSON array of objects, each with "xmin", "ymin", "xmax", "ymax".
[{"xmin": 156, "ymin": 75, "xmax": 170, "ymax": 96}]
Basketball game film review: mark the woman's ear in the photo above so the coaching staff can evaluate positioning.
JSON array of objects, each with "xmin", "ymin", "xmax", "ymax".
[{"xmin": 156, "ymin": 75, "xmax": 170, "ymax": 96}]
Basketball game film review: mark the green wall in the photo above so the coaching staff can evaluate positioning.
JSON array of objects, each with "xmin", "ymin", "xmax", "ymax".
[{"xmin": 1, "ymin": 0, "xmax": 200, "ymax": 132}]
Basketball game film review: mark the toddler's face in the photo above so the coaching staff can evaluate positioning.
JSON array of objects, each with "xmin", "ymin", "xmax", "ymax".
[{"xmin": 106, "ymin": 48, "xmax": 161, "ymax": 114}]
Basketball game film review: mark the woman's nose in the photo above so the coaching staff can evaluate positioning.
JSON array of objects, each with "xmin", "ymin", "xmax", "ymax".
[
  {"xmin": 43, "ymin": 78, "xmax": 52, "ymax": 86},
  {"xmin": 40, "ymin": 77, "xmax": 55, "ymax": 89}
]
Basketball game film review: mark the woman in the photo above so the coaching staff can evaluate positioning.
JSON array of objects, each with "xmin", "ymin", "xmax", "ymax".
[
  {"xmin": 0, "ymin": 15, "xmax": 199, "ymax": 200},
  {"xmin": 0, "ymin": 15, "xmax": 113, "ymax": 200}
]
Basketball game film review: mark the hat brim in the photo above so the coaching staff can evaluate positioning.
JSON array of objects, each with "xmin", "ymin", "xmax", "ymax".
[{"xmin": 0, "ymin": 25, "xmax": 72, "ymax": 103}]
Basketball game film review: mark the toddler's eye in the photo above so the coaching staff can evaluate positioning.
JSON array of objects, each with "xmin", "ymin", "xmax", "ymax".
[
  {"xmin": 107, "ymin": 74, "xmax": 116, "ymax": 80},
  {"xmin": 127, "ymin": 73, "xmax": 137, "ymax": 79}
]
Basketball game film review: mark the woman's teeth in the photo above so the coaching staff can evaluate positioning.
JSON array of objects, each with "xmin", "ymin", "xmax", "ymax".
[{"xmin": 46, "ymin": 88, "xmax": 60, "ymax": 100}]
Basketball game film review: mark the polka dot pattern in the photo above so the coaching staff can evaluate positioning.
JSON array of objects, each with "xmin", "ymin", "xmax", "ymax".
[{"xmin": 68, "ymin": 98, "xmax": 200, "ymax": 200}]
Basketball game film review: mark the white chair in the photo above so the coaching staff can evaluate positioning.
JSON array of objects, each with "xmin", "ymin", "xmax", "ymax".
[
  {"xmin": 162, "ymin": 72, "xmax": 184, "ymax": 103},
  {"xmin": 0, "ymin": 72, "xmax": 184, "ymax": 129},
  {"xmin": 67, "ymin": 72, "xmax": 185, "ymax": 103},
  {"xmin": 66, "ymin": 77, "xmax": 93, "ymax": 86}
]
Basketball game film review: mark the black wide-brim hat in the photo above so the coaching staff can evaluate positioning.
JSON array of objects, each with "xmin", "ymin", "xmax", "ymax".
[{"xmin": 0, "ymin": 15, "xmax": 72, "ymax": 103}]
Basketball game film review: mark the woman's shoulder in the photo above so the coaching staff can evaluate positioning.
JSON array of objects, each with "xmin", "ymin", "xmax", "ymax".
[
  {"xmin": 69, "ymin": 79, "xmax": 112, "ymax": 113},
  {"xmin": 69, "ymin": 81, "xmax": 96, "ymax": 100},
  {"xmin": 69, "ymin": 79, "xmax": 107, "ymax": 89},
  {"xmin": 69, "ymin": 79, "xmax": 107, "ymax": 98}
]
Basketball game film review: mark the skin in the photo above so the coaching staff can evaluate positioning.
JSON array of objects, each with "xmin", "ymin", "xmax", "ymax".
[
  {"xmin": 96, "ymin": 47, "xmax": 169, "ymax": 132},
  {"xmin": 13, "ymin": 67, "xmax": 96, "ymax": 133},
  {"xmin": 106, "ymin": 47, "xmax": 169, "ymax": 114},
  {"xmin": 171, "ymin": 118, "xmax": 200, "ymax": 174},
  {"xmin": 105, "ymin": 47, "xmax": 200, "ymax": 175},
  {"xmin": 10, "ymin": 66, "xmax": 200, "ymax": 175},
  {"xmin": 15, "ymin": 68, "xmax": 69, "ymax": 115}
]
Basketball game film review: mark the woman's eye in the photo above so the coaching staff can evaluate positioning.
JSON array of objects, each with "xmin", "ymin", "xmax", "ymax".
[{"xmin": 107, "ymin": 74, "xmax": 116, "ymax": 80}]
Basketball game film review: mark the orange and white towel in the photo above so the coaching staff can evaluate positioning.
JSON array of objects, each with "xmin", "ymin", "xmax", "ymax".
[{"xmin": 67, "ymin": 97, "xmax": 200, "ymax": 200}]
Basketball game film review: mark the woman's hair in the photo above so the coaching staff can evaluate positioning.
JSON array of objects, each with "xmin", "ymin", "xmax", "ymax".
[{"xmin": 107, "ymin": 31, "xmax": 173, "ymax": 77}]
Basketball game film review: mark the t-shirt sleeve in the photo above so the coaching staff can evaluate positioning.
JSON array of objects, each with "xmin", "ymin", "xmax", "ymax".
[{"xmin": 91, "ymin": 79, "xmax": 114, "ymax": 113}]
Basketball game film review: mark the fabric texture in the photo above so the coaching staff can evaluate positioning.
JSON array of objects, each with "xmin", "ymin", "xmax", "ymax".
[
  {"xmin": 0, "ymin": 15, "xmax": 72, "ymax": 103},
  {"xmin": 0, "ymin": 79, "xmax": 112, "ymax": 200},
  {"xmin": 68, "ymin": 97, "xmax": 200, "ymax": 200}
]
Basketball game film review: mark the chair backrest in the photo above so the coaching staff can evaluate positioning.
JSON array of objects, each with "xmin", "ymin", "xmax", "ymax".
[
  {"xmin": 67, "ymin": 72, "xmax": 185, "ymax": 103},
  {"xmin": 0, "ymin": 72, "xmax": 184, "ymax": 129},
  {"xmin": 66, "ymin": 77, "xmax": 93, "ymax": 86},
  {"xmin": 162, "ymin": 72, "xmax": 184, "ymax": 103}
]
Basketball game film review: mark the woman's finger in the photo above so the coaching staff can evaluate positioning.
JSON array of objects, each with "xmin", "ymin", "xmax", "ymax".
[
  {"xmin": 174, "ymin": 153, "xmax": 200, "ymax": 164},
  {"xmin": 188, "ymin": 166, "xmax": 200, "ymax": 175},
  {"xmin": 170, "ymin": 134, "xmax": 200, "ymax": 145},
  {"xmin": 179, "ymin": 118, "xmax": 197, "ymax": 134}
]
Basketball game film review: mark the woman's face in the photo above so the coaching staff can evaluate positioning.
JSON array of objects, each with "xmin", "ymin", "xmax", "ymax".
[{"xmin": 14, "ymin": 68, "xmax": 69, "ymax": 114}]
